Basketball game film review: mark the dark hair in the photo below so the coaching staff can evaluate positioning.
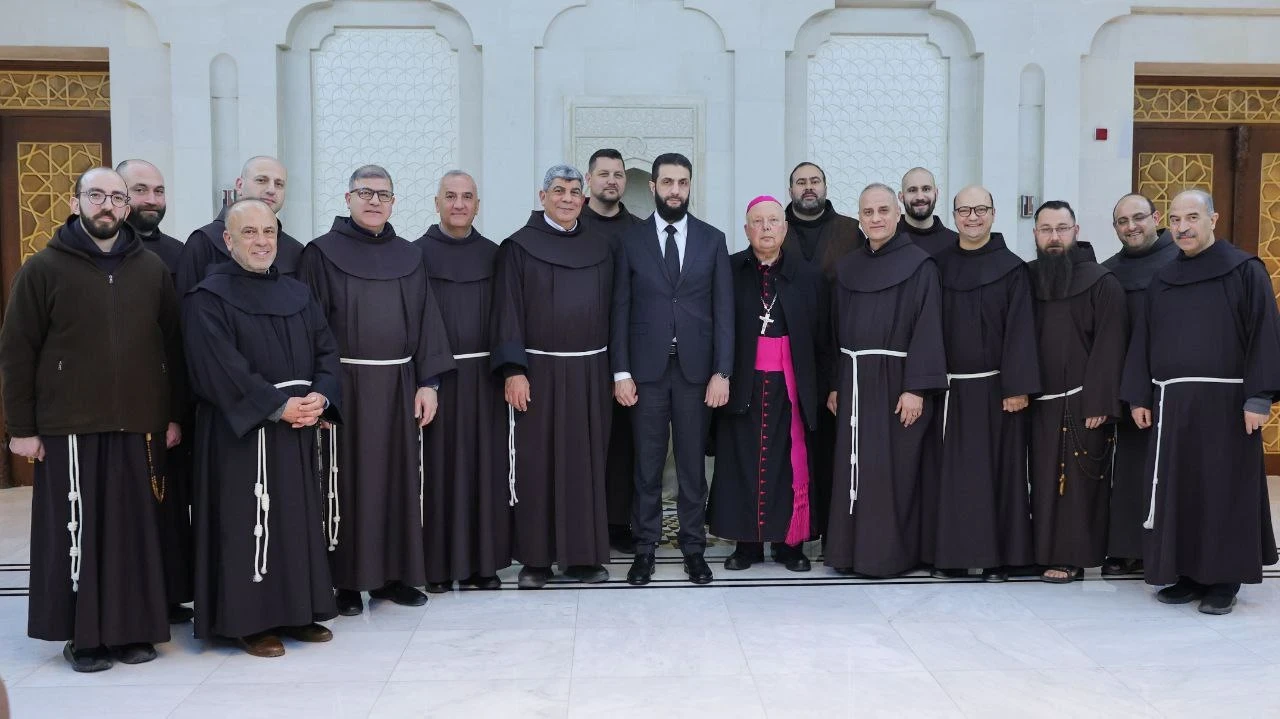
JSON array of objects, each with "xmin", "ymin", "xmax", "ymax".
[
  {"xmin": 1034, "ymin": 200, "xmax": 1076, "ymax": 224},
  {"xmin": 588, "ymin": 148, "xmax": 624, "ymax": 172},
  {"xmin": 1112, "ymin": 193, "xmax": 1156, "ymax": 217},
  {"xmin": 651, "ymin": 152, "xmax": 692, "ymax": 180},
  {"xmin": 789, "ymin": 162, "xmax": 826, "ymax": 186}
]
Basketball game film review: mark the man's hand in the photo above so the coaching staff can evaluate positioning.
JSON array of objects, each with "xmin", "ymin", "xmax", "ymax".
[
  {"xmin": 896, "ymin": 392, "xmax": 924, "ymax": 427},
  {"xmin": 506, "ymin": 375, "xmax": 531, "ymax": 412},
  {"xmin": 9, "ymin": 436, "xmax": 44, "ymax": 462},
  {"xmin": 1131, "ymin": 407, "xmax": 1151, "ymax": 429},
  {"xmin": 614, "ymin": 378, "xmax": 638, "ymax": 407},
  {"xmin": 705, "ymin": 375, "xmax": 729, "ymax": 408},
  {"xmin": 282, "ymin": 393, "xmax": 326, "ymax": 428},
  {"xmin": 1084, "ymin": 416, "xmax": 1107, "ymax": 430},
  {"xmin": 1002, "ymin": 395, "xmax": 1029, "ymax": 413},
  {"xmin": 415, "ymin": 387, "xmax": 439, "ymax": 428},
  {"xmin": 1246, "ymin": 410, "xmax": 1268, "ymax": 435},
  {"xmin": 827, "ymin": 391, "xmax": 838, "ymax": 416},
  {"xmin": 165, "ymin": 422, "xmax": 182, "ymax": 449}
]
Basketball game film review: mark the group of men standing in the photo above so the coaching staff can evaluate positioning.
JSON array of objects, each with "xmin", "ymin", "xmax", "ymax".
[{"xmin": 2, "ymin": 148, "xmax": 1276, "ymax": 673}]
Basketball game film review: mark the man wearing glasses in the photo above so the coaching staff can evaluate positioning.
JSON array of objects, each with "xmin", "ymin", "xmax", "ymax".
[
  {"xmin": 1026, "ymin": 201, "xmax": 1127, "ymax": 584},
  {"xmin": 1100, "ymin": 194, "xmax": 1177, "ymax": 578},
  {"xmin": 176, "ymin": 155, "xmax": 305, "ymax": 296},
  {"xmin": 300, "ymin": 165, "xmax": 455, "ymax": 615},
  {"xmin": 0, "ymin": 167, "xmax": 184, "ymax": 671}
]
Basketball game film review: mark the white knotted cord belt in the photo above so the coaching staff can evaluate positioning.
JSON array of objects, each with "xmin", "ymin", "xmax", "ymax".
[
  {"xmin": 839, "ymin": 348, "xmax": 908, "ymax": 513},
  {"xmin": 942, "ymin": 370, "xmax": 1001, "ymax": 438},
  {"xmin": 66, "ymin": 434, "xmax": 82, "ymax": 591},
  {"xmin": 1144, "ymin": 376, "xmax": 1243, "ymax": 530},
  {"xmin": 252, "ymin": 379, "xmax": 313, "ymax": 581}
]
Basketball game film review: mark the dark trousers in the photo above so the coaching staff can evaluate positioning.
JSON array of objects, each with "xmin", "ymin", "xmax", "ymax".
[{"xmin": 631, "ymin": 354, "xmax": 709, "ymax": 555}]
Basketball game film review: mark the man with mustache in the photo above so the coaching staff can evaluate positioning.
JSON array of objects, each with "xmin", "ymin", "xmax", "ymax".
[
  {"xmin": 1027, "ymin": 201, "xmax": 1127, "ymax": 583},
  {"xmin": 897, "ymin": 167, "xmax": 959, "ymax": 256},
  {"xmin": 825, "ymin": 183, "xmax": 947, "ymax": 577},
  {"xmin": 300, "ymin": 165, "xmax": 455, "ymax": 615},
  {"xmin": 176, "ymin": 155, "xmax": 305, "ymax": 296},
  {"xmin": 0, "ymin": 167, "xmax": 183, "ymax": 671},
  {"xmin": 1100, "ymin": 194, "xmax": 1178, "ymax": 577},
  {"xmin": 613, "ymin": 152, "xmax": 732, "ymax": 586},
  {"xmin": 1123, "ymin": 189, "xmax": 1280, "ymax": 615},
  {"xmin": 579, "ymin": 148, "xmax": 644, "ymax": 555},
  {"xmin": 117, "ymin": 159, "xmax": 195, "ymax": 625},
  {"xmin": 922, "ymin": 186, "xmax": 1039, "ymax": 582}
]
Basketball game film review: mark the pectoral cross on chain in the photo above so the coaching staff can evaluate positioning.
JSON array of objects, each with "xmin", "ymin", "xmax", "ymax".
[{"xmin": 759, "ymin": 307, "xmax": 775, "ymax": 335}]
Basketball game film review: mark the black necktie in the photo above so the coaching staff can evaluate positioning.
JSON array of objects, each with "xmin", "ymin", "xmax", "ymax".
[{"xmin": 664, "ymin": 225, "xmax": 680, "ymax": 282}]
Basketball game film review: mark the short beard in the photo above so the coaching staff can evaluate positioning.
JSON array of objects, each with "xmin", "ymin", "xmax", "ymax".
[
  {"xmin": 82, "ymin": 213, "xmax": 124, "ymax": 241},
  {"xmin": 795, "ymin": 194, "xmax": 824, "ymax": 214},
  {"xmin": 126, "ymin": 207, "xmax": 165, "ymax": 235},
  {"xmin": 905, "ymin": 200, "xmax": 935, "ymax": 222},
  {"xmin": 1034, "ymin": 244, "xmax": 1079, "ymax": 300},
  {"xmin": 654, "ymin": 190, "xmax": 689, "ymax": 223}
]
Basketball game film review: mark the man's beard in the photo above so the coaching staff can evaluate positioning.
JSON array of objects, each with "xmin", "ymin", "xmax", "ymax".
[
  {"xmin": 1034, "ymin": 244, "xmax": 1079, "ymax": 300},
  {"xmin": 795, "ymin": 192, "xmax": 824, "ymax": 214},
  {"xmin": 905, "ymin": 198, "xmax": 935, "ymax": 221},
  {"xmin": 82, "ymin": 212, "xmax": 125, "ymax": 240},
  {"xmin": 126, "ymin": 206, "xmax": 165, "ymax": 235},
  {"xmin": 654, "ymin": 190, "xmax": 689, "ymax": 223}
]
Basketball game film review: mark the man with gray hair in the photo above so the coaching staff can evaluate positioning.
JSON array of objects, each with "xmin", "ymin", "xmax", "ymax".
[
  {"xmin": 300, "ymin": 164, "xmax": 455, "ymax": 615},
  {"xmin": 490, "ymin": 163, "xmax": 615, "ymax": 588},
  {"xmin": 176, "ymin": 155, "xmax": 304, "ymax": 296}
]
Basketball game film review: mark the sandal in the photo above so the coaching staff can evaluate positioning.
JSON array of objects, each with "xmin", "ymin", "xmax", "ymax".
[{"xmin": 1040, "ymin": 565, "xmax": 1082, "ymax": 584}]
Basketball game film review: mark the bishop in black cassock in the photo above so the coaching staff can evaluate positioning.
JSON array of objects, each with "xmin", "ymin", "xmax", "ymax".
[
  {"xmin": 1101, "ymin": 194, "xmax": 1180, "ymax": 574},
  {"xmin": 1027, "ymin": 202, "xmax": 1128, "ymax": 583},
  {"xmin": 825, "ymin": 185, "xmax": 948, "ymax": 577},
  {"xmin": 300, "ymin": 167, "xmax": 455, "ymax": 614},
  {"xmin": 1122, "ymin": 190, "xmax": 1280, "ymax": 614},
  {"xmin": 416, "ymin": 170, "xmax": 510, "ymax": 591},
  {"xmin": 184, "ymin": 199, "xmax": 341, "ymax": 657},
  {"xmin": 491, "ymin": 167, "xmax": 613, "ymax": 589}
]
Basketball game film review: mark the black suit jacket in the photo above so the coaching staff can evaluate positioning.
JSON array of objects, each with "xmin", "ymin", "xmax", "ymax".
[{"xmin": 611, "ymin": 213, "xmax": 733, "ymax": 384}]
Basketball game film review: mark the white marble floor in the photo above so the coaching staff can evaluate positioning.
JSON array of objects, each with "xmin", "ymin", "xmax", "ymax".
[{"xmin": 3, "ymin": 483, "xmax": 1280, "ymax": 718}]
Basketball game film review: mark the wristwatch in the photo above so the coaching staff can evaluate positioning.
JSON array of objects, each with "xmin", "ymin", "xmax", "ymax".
[{"xmin": 717, "ymin": 372, "xmax": 730, "ymax": 381}]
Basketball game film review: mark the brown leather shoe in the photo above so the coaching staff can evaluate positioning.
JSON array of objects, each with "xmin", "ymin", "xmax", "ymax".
[
  {"xmin": 277, "ymin": 623, "xmax": 333, "ymax": 643},
  {"xmin": 237, "ymin": 632, "xmax": 285, "ymax": 658}
]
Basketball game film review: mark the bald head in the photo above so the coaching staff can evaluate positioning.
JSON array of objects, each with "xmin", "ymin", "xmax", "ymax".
[
  {"xmin": 223, "ymin": 198, "xmax": 278, "ymax": 273},
  {"xmin": 899, "ymin": 167, "xmax": 940, "ymax": 224},
  {"xmin": 1168, "ymin": 189, "xmax": 1218, "ymax": 257},
  {"xmin": 116, "ymin": 159, "xmax": 167, "ymax": 235},
  {"xmin": 235, "ymin": 156, "xmax": 287, "ymax": 213},
  {"xmin": 952, "ymin": 185, "xmax": 995, "ymax": 245},
  {"xmin": 71, "ymin": 167, "xmax": 130, "ymax": 242}
]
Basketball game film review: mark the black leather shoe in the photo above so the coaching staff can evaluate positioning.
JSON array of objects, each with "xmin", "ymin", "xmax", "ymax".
[
  {"xmin": 167, "ymin": 603, "xmax": 194, "ymax": 624},
  {"xmin": 278, "ymin": 622, "xmax": 333, "ymax": 643},
  {"xmin": 369, "ymin": 581, "xmax": 429, "ymax": 607},
  {"xmin": 782, "ymin": 552, "xmax": 811, "ymax": 573},
  {"xmin": 683, "ymin": 553, "xmax": 713, "ymax": 584},
  {"xmin": 113, "ymin": 642, "xmax": 157, "ymax": 665},
  {"xmin": 461, "ymin": 573, "xmax": 502, "ymax": 590},
  {"xmin": 931, "ymin": 567, "xmax": 966, "ymax": 579},
  {"xmin": 335, "ymin": 589, "xmax": 364, "ymax": 616},
  {"xmin": 1157, "ymin": 577, "xmax": 1207, "ymax": 605},
  {"xmin": 609, "ymin": 525, "xmax": 636, "ymax": 554},
  {"xmin": 627, "ymin": 553, "xmax": 656, "ymax": 585},
  {"xmin": 518, "ymin": 566, "xmax": 552, "ymax": 589},
  {"xmin": 63, "ymin": 642, "xmax": 112, "ymax": 672},
  {"xmin": 565, "ymin": 564, "xmax": 609, "ymax": 583},
  {"xmin": 982, "ymin": 568, "xmax": 1009, "ymax": 583},
  {"xmin": 724, "ymin": 543, "xmax": 764, "ymax": 571},
  {"xmin": 425, "ymin": 581, "xmax": 453, "ymax": 594}
]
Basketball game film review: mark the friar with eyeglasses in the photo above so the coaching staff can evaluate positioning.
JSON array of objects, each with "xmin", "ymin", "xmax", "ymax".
[
  {"xmin": 823, "ymin": 183, "xmax": 947, "ymax": 578},
  {"xmin": 0, "ymin": 167, "xmax": 184, "ymax": 672},
  {"xmin": 176, "ymin": 155, "xmax": 305, "ymax": 296},
  {"xmin": 920, "ymin": 186, "xmax": 1039, "ymax": 583},
  {"xmin": 299, "ymin": 165, "xmax": 455, "ymax": 616},
  {"xmin": 1026, "ymin": 200, "xmax": 1127, "ymax": 585},
  {"xmin": 1099, "ymin": 193, "xmax": 1178, "ymax": 578}
]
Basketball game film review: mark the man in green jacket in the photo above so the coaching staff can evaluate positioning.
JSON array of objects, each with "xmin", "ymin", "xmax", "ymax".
[{"xmin": 0, "ymin": 166, "xmax": 184, "ymax": 672}]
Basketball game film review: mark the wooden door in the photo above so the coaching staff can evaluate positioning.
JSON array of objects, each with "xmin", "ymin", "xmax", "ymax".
[{"xmin": 0, "ymin": 113, "xmax": 110, "ymax": 487}]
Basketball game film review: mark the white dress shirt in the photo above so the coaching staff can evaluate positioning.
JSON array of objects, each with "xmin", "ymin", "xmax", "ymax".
[{"xmin": 615, "ymin": 214, "xmax": 691, "ymax": 382}]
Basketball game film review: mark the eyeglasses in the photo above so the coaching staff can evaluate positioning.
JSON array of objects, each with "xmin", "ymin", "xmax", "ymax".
[
  {"xmin": 954, "ymin": 205, "xmax": 992, "ymax": 218},
  {"xmin": 749, "ymin": 218, "xmax": 783, "ymax": 230},
  {"xmin": 351, "ymin": 187, "xmax": 394, "ymax": 202},
  {"xmin": 1035, "ymin": 225, "xmax": 1076, "ymax": 236},
  {"xmin": 79, "ymin": 190, "xmax": 130, "ymax": 207},
  {"xmin": 1113, "ymin": 212, "xmax": 1151, "ymax": 229}
]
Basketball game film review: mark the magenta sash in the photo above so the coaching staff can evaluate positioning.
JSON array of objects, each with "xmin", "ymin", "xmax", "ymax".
[{"xmin": 754, "ymin": 335, "xmax": 810, "ymax": 544}]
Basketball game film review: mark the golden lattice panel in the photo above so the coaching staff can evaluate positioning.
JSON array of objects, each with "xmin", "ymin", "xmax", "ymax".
[
  {"xmin": 1259, "ymin": 153, "xmax": 1280, "ymax": 455},
  {"xmin": 0, "ymin": 71, "xmax": 109, "ymax": 111},
  {"xmin": 1135, "ymin": 86, "xmax": 1280, "ymax": 124},
  {"xmin": 18, "ymin": 142, "xmax": 103, "ymax": 264},
  {"xmin": 1136, "ymin": 153, "xmax": 1213, "ymax": 222}
]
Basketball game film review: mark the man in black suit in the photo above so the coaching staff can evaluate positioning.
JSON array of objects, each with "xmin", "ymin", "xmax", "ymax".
[{"xmin": 611, "ymin": 153, "xmax": 733, "ymax": 585}]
